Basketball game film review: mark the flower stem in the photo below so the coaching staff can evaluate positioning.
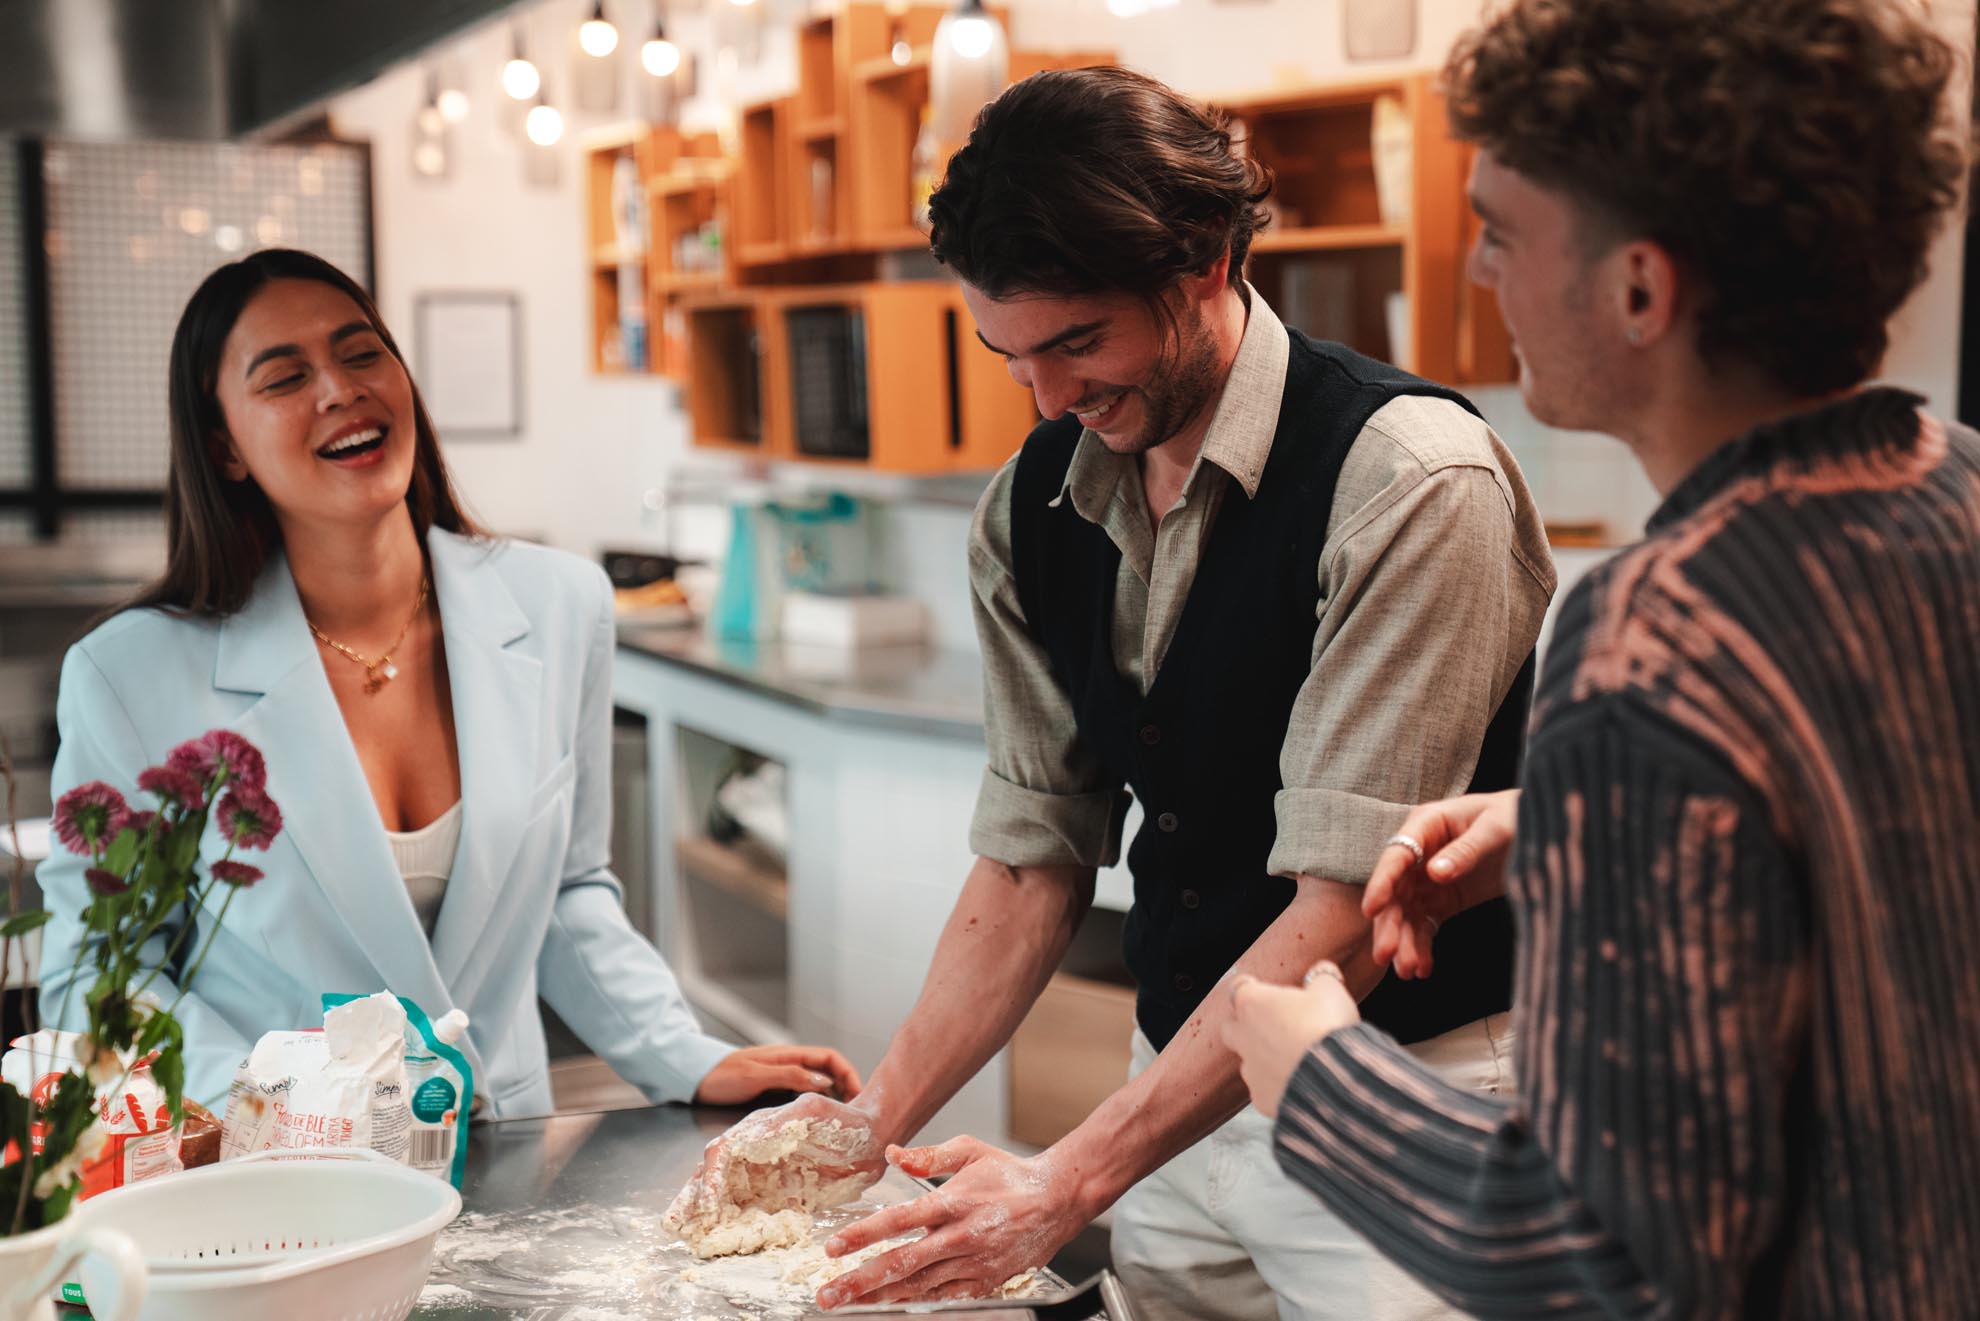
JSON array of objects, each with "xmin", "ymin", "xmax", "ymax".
[
  {"xmin": 155, "ymin": 879, "xmax": 240, "ymax": 1034},
  {"xmin": 127, "ymin": 840, "xmax": 231, "ymax": 1004}
]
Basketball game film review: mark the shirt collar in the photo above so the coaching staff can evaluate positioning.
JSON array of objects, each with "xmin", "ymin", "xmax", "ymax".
[
  {"xmin": 1048, "ymin": 284, "xmax": 1290, "ymax": 523},
  {"xmin": 1644, "ymin": 386, "xmax": 1927, "ymax": 535}
]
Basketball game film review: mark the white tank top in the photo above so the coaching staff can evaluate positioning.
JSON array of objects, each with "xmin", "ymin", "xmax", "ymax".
[{"xmin": 384, "ymin": 800, "xmax": 462, "ymax": 938}]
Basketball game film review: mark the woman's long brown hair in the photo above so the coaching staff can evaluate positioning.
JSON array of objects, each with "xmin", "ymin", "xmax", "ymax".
[{"xmin": 127, "ymin": 248, "xmax": 486, "ymax": 618}]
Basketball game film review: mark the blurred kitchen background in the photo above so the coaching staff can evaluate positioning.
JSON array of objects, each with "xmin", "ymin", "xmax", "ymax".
[{"xmin": 1, "ymin": 0, "xmax": 1974, "ymax": 1150}]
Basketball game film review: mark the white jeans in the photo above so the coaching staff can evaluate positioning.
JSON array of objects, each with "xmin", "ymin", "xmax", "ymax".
[{"xmin": 1111, "ymin": 1014, "xmax": 1515, "ymax": 1321}]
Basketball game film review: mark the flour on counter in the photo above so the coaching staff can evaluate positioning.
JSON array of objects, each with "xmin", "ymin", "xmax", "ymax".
[{"xmin": 422, "ymin": 1177, "xmax": 1048, "ymax": 1318}]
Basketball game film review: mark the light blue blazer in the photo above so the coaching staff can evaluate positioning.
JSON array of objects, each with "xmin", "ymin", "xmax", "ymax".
[{"xmin": 37, "ymin": 529, "xmax": 732, "ymax": 1118}]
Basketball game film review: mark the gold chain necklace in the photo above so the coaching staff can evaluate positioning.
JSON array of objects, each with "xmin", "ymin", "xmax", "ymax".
[{"xmin": 306, "ymin": 572, "xmax": 431, "ymax": 695}]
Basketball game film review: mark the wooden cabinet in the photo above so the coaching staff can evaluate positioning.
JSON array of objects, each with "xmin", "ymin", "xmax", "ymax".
[
  {"xmin": 1218, "ymin": 73, "xmax": 1515, "ymax": 386},
  {"xmin": 683, "ymin": 282, "xmax": 1038, "ymax": 474},
  {"xmin": 682, "ymin": 293, "xmax": 771, "ymax": 454},
  {"xmin": 1009, "ymin": 973, "xmax": 1137, "ymax": 1147},
  {"xmin": 584, "ymin": 124, "xmax": 727, "ymax": 377},
  {"xmin": 578, "ymin": 6, "xmax": 1112, "ymax": 463}
]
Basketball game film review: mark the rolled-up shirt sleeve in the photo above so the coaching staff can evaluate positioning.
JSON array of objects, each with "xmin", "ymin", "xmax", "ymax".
[
  {"xmin": 966, "ymin": 460, "xmax": 1127, "ymax": 868},
  {"xmin": 1270, "ymin": 402, "xmax": 1553, "ymax": 884}
]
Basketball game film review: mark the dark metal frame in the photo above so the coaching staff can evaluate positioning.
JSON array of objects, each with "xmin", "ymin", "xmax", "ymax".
[{"xmin": 3, "ymin": 136, "xmax": 378, "ymax": 540}]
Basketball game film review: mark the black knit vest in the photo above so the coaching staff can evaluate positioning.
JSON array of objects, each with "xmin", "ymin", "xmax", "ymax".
[{"xmin": 1010, "ymin": 331, "xmax": 1529, "ymax": 1049}]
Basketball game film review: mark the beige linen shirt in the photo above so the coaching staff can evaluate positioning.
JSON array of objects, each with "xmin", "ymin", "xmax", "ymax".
[{"xmin": 967, "ymin": 291, "xmax": 1557, "ymax": 884}]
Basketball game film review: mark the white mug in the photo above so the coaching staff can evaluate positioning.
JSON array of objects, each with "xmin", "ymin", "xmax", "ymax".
[{"xmin": 0, "ymin": 1217, "xmax": 146, "ymax": 1321}]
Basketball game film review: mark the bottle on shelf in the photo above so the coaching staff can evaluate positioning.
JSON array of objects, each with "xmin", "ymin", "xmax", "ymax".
[
  {"xmin": 911, "ymin": 104, "xmax": 939, "ymax": 232},
  {"xmin": 612, "ymin": 154, "xmax": 649, "ymax": 369}
]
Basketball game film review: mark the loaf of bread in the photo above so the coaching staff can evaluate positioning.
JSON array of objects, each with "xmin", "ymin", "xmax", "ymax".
[{"xmin": 179, "ymin": 1099, "xmax": 221, "ymax": 1169}]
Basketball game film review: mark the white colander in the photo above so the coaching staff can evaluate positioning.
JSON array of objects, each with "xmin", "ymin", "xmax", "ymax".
[{"xmin": 67, "ymin": 1148, "xmax": 461, "ymax": 1321}]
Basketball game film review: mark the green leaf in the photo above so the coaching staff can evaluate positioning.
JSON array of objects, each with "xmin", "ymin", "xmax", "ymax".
[
  {"xmin": 101, "ymin": 829, "xmax": 139, "ymax": 878},
  {"xmin": 135, "ymin": 1011, "xmax": 170, "ymax": 1057},
  {"xmin": 151, "ymin": 1049, "xmax": 184, "ymax": 1114},
  {"xmin": 40, "ymin": 1182, "xmax": 77, "ymax": 1226},
  {"xmin": 0, "ymin": 909, "xmax": 50, "ymax": 938},
  {"xmin": 167, "ymin": 820, "xmax": 202, "ymax": 871}
]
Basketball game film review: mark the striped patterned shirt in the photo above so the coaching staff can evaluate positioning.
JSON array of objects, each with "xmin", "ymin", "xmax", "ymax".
[{"xmin": 1273, "ymin": 388, "xmax": 1980, "ymax": 1318}]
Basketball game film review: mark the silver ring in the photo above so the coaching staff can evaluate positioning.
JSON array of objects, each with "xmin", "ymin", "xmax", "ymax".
[
  {"xmin": 1383, "ymin": 832, "xmax": 1425, "ymax": 865},
  {"xmin": 1302, "ymin": 961, "xmax": 1346, "ymax": 988}
]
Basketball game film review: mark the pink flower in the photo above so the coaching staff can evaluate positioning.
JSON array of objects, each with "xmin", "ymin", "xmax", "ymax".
[
  {"xmin": 137, "ymin": 766, "xmax": 205, "ymax": 811},
  {"xmin": 215, "ymin": 787, "xmax": 283, "ymax": 851},
  {"xmin": 166, "ymin": 730, "xmax": 266, "ymax": 794},
  {"xmin": 85, "ymin": 868, "xmax": 130, "ymax": 897},
  {"xmin": 53, "ymin": 782, "xmax": 131, "ymax": 855},
  {"xmin": 209, "ymin": 860, "xmax": 264, "ymax": 887},
  {"xmin": 124, "ymin": 811, "xmax": 159, "ymax": 836}
]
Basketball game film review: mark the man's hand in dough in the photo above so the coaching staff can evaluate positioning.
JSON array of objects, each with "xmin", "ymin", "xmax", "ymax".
[
  {"xmin": 813, "ymin": 1136, "xmax": 1088, "ymax": 1308},
  {"xmin": 665, "ymin": 1093, "xmax": 886, "ymax": 1237}
]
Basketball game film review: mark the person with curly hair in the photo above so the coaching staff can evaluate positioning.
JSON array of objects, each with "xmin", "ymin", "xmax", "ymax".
[
  {"xmin": 674, "ymin": 65, "xmax": 1554, "ymax": 1319},
  {"xmin": 1224, "ymin": 0, "xmax": 1979, "ymax": 1316}
]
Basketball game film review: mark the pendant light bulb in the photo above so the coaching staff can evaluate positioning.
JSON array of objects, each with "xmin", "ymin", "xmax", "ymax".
[
  {"xmin": 641, "ymin": 21, "xmax": 682, "ymax": 77},
  {"xmin": 417, "ymin": 70, "xmax": 446, "ymax": 136},
  {"xmin": 503, "ymin": 26, "xmax": 540, "ymax": 99},
  {"xmin": 579, "ymin": 3, "xmax": 620, "ymax": 57},
  {"xmin": 502, "ymin": 58, "xmax": 541, "ymax": 100},
  {"xmin": 947, "ymin": 15, "xmax": 994, "ymax": 59},
  {"xmin": 526, "ymin": 101, "xmax": 565, "ymax": 146},
  {"xmin": 930, "ymin": 0, "xmax": 1007, "ymax": 143},
  {"xmin": 437, "ymin": 88, "xmax": 470, "ymax": 121},
  {"xmin": 943, "ymin": 0, "xmax": 998, "ymax": 60}
]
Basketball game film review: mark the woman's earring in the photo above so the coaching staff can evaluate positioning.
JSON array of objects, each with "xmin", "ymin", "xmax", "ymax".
[{"xmin": 1625, "ymin": 326, "xmax": 1643, "ymax": 346}]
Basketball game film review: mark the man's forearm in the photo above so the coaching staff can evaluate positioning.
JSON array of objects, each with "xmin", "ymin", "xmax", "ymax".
[
  {"xmin": 1050, "ymin": 876, "xmax": 1381, "ymax": 1219},
  {"xmin": 854, "ymin": 856, "xmax": 1095, "ymax": 1147}
]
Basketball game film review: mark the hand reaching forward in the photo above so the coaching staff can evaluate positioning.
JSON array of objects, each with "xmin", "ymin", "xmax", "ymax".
[
  {"xmin": 694, "ymin": 1044, "xmax": 864, "ymax": 1106},
  {"xmin": 813, "ymin": 1137, "xmax": 1090, "ymax": 1309},
  {"xmin": 1364, "ymin": 789, "xmax": 1521, "ymax": 979},
  {"xmin": 1223, "ymin": 962, "xmax": 1361, "ymax": 1120}
]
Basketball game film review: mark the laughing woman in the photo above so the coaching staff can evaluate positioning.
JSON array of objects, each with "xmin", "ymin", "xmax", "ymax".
[{"xmin": 36, "ymin": 248, "xmax": 859, "ymax": 1117}]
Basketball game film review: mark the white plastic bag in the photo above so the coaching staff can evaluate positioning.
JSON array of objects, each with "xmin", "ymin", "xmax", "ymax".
[{"xmin": 219, "ymin": 992, "xmax": 410, "ymax": 1162}]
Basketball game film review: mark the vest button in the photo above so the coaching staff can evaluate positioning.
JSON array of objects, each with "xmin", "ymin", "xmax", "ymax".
[
  {"xmin": 1173, "ymin": 973, "xmax": 1194, "ymax": 994},
  {"xmin": 1157, "ymin": 811, "xmax": 1180, "ymax": 833},
  {"xmin": 1179, "ymin": 889, "xmax": 1200, "ymax": 910},
  {"xmin": 1139, "ymin": 723, "xmax": 1162, "ymax": 746}
]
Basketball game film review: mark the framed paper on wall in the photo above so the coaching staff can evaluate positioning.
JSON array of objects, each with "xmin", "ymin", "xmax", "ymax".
[{"xmin": 413, "ymin": 291, "xmax": 523, "ymax": 438}]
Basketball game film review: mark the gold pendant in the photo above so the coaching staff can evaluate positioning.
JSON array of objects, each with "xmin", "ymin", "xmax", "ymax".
[{"xmin": 364, "ymin": 661, "xmax": 398, "ymax": 695}]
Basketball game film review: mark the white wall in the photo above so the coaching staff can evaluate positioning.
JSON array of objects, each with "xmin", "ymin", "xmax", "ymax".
[
  {"xmin": 327, "ymin": 0, "xmax": 1974, "ymax": 634},
  {"xmin": 328, "ymin": 0, "xmax": 693, "ymax": 557}
]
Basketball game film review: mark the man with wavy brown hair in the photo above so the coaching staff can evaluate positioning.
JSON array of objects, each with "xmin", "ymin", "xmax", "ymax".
[
  {"xmin": 675, "ymin": 64, "xmax": 1554, "ymax": 1321},
  {"xmin": 1223, "ymin": 0, "xmax": 1979, "ymax": 1316}
]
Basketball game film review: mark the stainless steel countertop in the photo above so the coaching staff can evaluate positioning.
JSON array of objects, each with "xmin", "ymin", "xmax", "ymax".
[
  {"xmin": 616, "ymin": 625, "xmax": 987, "ymax": 740},
  {"xmin": 410, "ymin": 1103, "xmax": 1048, "ymax": 1320}
]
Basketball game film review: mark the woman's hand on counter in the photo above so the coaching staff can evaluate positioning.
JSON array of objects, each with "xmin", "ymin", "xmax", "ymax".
[
  {"xmin": 694, "ymin": 1045, "xmax": 864, "ymax": 1106},
  {"xmin": 815, "ymin": 1136, "xmax": 1089, "ymax": 1309},
  {"xmin": 1363, "ymin": 788, "xmax": 1521, "ymax": 979}
]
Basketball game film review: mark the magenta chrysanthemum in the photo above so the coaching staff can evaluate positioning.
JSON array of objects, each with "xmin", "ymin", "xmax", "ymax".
[
  {"xmin": 137, "ymin": 766, "xmax": 205, "ymax": 812},
  {"xmin": 123, "ymin": 811, "xmax": 159, "ymax": 837},
  {"xmin": 53, "ymin": 782, "xmax": 131, "ymax": 855},
  {"xmin": 85, "ymin": 868, "xmax": 130, "ymax": 897},
  {"xmin": 215, "ymin": 787, "xmax": 283, "ymax": 851},
  {"xmin": 209, "ymin": 860, "xmax": 264, "ymax": 887},
  {"xmin": 166, "ymin": 730, "xmax": 266, "ymax": 794}
]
